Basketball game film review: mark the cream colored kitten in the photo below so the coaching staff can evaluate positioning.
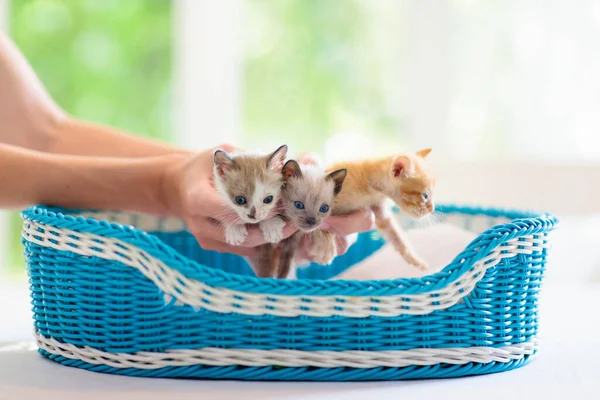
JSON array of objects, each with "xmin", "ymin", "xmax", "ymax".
[
  {"xmin": 309, "ymin": 148, "xmax": 435, "ymax": 269},
  {"xmin": 213, "ymin": 145, "xmax": 288, "ymax": 245},
  {"xmin": 250, "ymin": 158, "xmax": 347, "ymax": 278}
]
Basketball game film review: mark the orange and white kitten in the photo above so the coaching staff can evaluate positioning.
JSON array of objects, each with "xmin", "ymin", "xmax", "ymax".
[
  {"xmin": 251, "ymin": 158, "xmax": 347, "ymax": 278},
  {"xmin": 309, "ymin": 148, "xmax": 435, "ymax": 269},
  {"xmin": 213, "ymin": 145, "xmax": 288, "ymax": 245}
]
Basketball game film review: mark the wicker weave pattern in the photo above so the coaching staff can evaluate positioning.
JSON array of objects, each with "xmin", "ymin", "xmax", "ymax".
[
  {"xmin": 22, "ymin": 219, "xmax": 546, "ymax": 318},
  {"xmin": 35, "ymin": 332, "xmax": 537, "ymax": 369},
  {"xmin": 22, "ymin": 205, "xmax": 557, "ymax": 381},
  {"xmin": 22, "ymin": 206, "xmax": 556, "ymax": 296}
]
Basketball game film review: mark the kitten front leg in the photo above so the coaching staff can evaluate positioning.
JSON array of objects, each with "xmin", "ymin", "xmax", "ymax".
[
  {"xmin": 224, "ymin": 223, "xmax": 248, "ymax": 246},
  {"xmin": 307, "ymin": 230, "xmax": 338, "ymax": 265},
  {"xmin": 372, "ymin": 205, "xmax": 427, "ymax": 270},
  {"xmin": 260, "ymin": 216, "xmax": 287, "ymax": 243}
]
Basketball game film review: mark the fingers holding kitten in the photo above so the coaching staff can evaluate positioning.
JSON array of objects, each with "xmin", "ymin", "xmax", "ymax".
[
  {"xmin": 195, "ymin": 208, "xmax": 370, "ymax": 262},
  {"xmin": 187, "ymin": 233, "xmax": 258, "ymax": 257},
  {"xmin": 321, "ymin": 209, "xmax": 375, "ymax": 236}
]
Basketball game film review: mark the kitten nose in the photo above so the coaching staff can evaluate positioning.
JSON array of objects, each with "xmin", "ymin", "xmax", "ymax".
[
  {"xmin": 247, "ymin": 206, "xmax": 256, "ymax": 220},
  {"xmin": 306, "ymin": 217, "xmax": 316, "ymax": 226}
]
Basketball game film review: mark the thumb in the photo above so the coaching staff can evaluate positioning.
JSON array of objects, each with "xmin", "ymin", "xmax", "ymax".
[{"xmin": 184, "ymin": 178, "xmax": 242, "ymax": 223}]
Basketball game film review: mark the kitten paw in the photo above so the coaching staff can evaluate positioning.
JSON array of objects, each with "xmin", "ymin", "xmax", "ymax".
[
  {"xmin": 405, "ymin": 254, "xmax": 428, "ymax": 270},
  {"xmin": 225, "ymin": 224, "xmax": 248, "ymax": 246},
  {"xmin": 260, "ymin": 218, "xmax": 286, "ymax": 243},
  {"xmin": 309, "ymin": 237, "xmax": 338, "ymax": 265}
]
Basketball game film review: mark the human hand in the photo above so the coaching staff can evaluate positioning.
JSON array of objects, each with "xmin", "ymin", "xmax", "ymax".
[{"xmin": 162, "ymin": 145, "xmax": 298, "ymax": 256}]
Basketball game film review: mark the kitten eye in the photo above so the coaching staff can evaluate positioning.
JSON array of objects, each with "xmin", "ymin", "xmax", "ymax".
[
  {"xmin": 263, "ymin": 195, "xmax": 273, "ymax": 204},
  {"xmin": 235, "ymin": 196, "xmax": 247, "ymax": 205},
  {"xmin": 319, "ymin": 204, "xmax": 329, "ymax": 213},
  {"xmin": 294, "ymin": 201, "xmax": 305, "ymax": 210},
  {"xmin": 422, "ymin": 192, "xmax": 429, "ymax": 201}
]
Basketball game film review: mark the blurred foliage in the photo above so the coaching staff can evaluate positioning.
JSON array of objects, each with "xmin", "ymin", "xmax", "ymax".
[
  {"xmin": 7, "ymin": 0, "xmax": 173, "ymax": 273},
  {"xmin": 10, "ymin": 0, "xmax": 173, "ymax": 140},
  {"xmin": 243, "ymin": 0, "xmax": 406, "ymax": 153}
]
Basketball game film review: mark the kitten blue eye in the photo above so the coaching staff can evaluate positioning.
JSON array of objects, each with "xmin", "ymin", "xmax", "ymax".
[
  {"xmin": 235, "ymin": 196, "xmax": 247, "ymax": 205},
  {"xmin": 263, "ymin": 195, "xmax": 273, "ymax": 204},
  {"xmin": 422, "ymin": 192, "xmax": 429, "ymax": 201},
  {"xmin": 294, "ymin": 201, "xmax": 305, "ymax": 210},
  {"xmin": 319, "ymin": 204, "xmax": 329, "ymax": 213}
]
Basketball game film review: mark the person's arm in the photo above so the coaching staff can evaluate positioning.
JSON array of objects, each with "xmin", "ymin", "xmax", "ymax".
[
  {"xmin": 0, "ymin": 143, "xmax": 171, "ymax": 213},
  {"xmin": 0, "ymin": 32, "xmax": 181, "ymax": 157},
  {"xmin": 48, "ymin": 117, "xmax": 185, "ymax": 157}
]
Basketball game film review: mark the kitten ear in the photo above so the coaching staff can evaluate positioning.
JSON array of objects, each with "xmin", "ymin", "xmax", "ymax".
[
  {"xmin": 416, "ymin": 148, "xmax": 432, "ymax": 158},
  {"xmin": 282, "ymin": 160, "xmax": 302, "ymax": 181},
  {"xmin": 213, "ymin": 150, "xmax": 237, "ymax": 176},
  {"xmin": 391, "ymin": 156, "xmax": 414, "ymax": 178},
  {"xmin": 267, "ymin": 145, "xmax": 288, "ymax": 172},
  {"xmin": 326, "ymin": 168, "xmax": 348, "ymax": 196}
]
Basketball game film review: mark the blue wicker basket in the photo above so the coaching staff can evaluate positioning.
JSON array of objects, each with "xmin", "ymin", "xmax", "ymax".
[{"xmin": 21, "ymin": 204, "xmax": 557, "ymax": 381}]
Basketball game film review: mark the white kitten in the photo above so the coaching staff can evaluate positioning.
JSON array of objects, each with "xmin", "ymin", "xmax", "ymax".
[{"xmin": 250, "ymin": 157, "xmax": 348, "ymax": 278}]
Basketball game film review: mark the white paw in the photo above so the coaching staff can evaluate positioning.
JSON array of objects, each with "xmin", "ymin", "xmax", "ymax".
[
  {"xmin": 260, "ymin": 218, "xmax": 286, "ymax": 243},
  {"xmin": 309, "ymin": 236, "xmax": 337, "ymax": 265},
  {"xmin": 225, "ymin": 224, "xmax": 248, "ymax": 246}
]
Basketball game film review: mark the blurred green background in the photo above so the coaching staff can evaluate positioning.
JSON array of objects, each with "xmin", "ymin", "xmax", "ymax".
[
  {"xmin": 10, "ymin": 0, "xmax": 173, "ymax": 141},
  {"xmin": 5, "ymin": 0, "xmax": 404, "ymax": 275},
  {"xmin": 242, "ymin": 0, "xmax": 405, "ymax": 153}
]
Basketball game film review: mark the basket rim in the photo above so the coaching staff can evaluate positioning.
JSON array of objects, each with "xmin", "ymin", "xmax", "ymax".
[{"xmin": 21, "ymin": 204, "xmax": 558, "ymax": 297}]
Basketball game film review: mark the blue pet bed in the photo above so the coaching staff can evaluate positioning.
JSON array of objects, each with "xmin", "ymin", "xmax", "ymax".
[{"xmin": 21, "ymin": 204, "xmax": 557, "ymax": 381}]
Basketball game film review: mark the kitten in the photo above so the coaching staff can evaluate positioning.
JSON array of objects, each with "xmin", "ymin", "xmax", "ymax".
[
  {"xmin": 213, "ymin": 145, "xmax": 288, "ymax": 245},
  {"xmin": 251, "ymin": 157, "xmax": 347, "ymax": 278},
  {"xmin": 308, "ymin": 148, "xmax": 435, "ymax": 269}
]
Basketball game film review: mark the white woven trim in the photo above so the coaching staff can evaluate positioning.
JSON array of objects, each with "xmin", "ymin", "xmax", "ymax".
[
  {"xmin": 35, "ymin": 332, "xmax": 536, "ymax": 369},
  {"xmin": 74, "ymin": 212, "xmax": 187, "ymax": 233},
  {"xmin": 22, "ymin": 219, "xmax": 547, "ymax": 318},
  {"xmin": 71, "ymin": 211, "xmax": 509, "ymax": 234},
  {"xmin": 398, "ymin": 213, "xmax": 512, "ymax": 234}
]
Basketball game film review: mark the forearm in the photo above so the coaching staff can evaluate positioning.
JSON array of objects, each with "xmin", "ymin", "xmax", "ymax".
[
  {"xmin": 0, "ymin": 143, "xmax": 176, "ymax": 214},
  {"xmin": 47, "ymin": 118, "xmax": 186, "ymax": 157}
]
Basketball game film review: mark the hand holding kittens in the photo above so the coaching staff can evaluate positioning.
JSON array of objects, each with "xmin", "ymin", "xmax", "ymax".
[{"xmin": 161, "ymin": 145, "xmax": 298, "ymax": 256}]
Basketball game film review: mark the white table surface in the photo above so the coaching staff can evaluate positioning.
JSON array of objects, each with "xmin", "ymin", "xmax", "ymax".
[{"xmin": 0, "ymin": 216, "xmax": 598, "ymax": 400}]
